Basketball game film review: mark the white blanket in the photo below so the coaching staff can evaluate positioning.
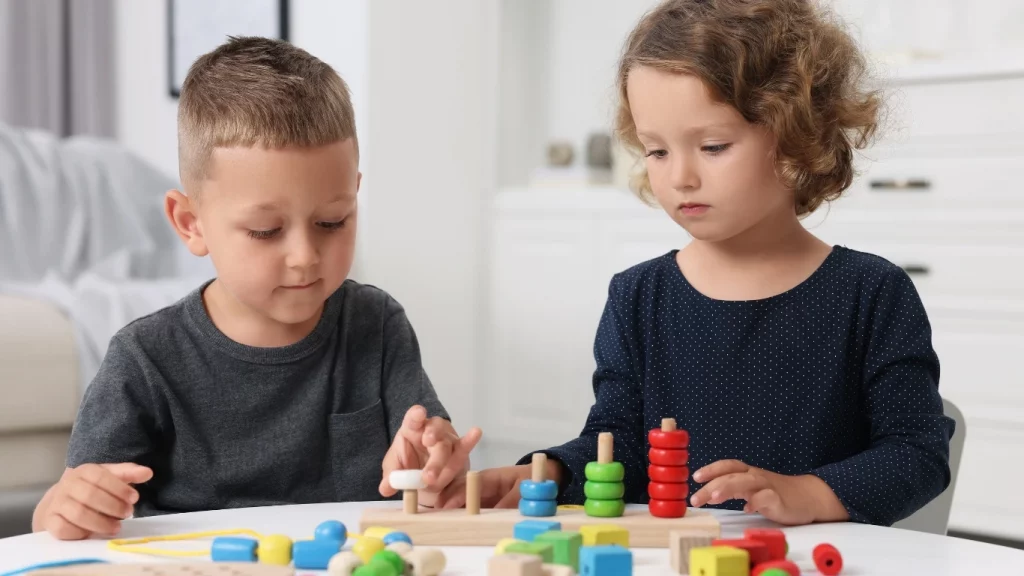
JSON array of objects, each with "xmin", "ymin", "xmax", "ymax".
[{"xmin": 0, "ymin": 122, "xmax": 213, "ymax": 394}]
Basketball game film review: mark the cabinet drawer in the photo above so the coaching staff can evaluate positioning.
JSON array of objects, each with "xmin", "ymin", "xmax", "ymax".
[
  {"xmin": 948, "ymin": 423, "xmax": 1024, "ymax": 540},
  {"xmin": 882, "ymin": 76, "xmax": 1024, "ymax": 142}
]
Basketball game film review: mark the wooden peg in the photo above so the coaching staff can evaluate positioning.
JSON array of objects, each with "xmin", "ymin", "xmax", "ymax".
[
  {"xmin": 598, "ymin": 432, "xmax": 614, "ymax": 464},
  {"xmin": 662, "ymin": 418, "xmax": 677, "ymax": 432},
  {"xmin": 532, "ymin": 453, "xmax": 547, "ymax": 483},
  {"xmin": 467, "ymin": 471, "xmax": 481, "ymax": 515},
  {"xmin": 389, "ymin": 470, "xmax": 426, "ymax": 515}
]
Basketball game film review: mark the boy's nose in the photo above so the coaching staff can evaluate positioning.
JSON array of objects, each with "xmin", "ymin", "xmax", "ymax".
[{"xmin": 286, "ymin": 236, "xmax": 320, "ymax": 269}]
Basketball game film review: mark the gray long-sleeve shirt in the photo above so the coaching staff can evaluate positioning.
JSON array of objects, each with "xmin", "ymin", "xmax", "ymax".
[{"xmin": 67, "ymin": 279, "xmax": 448, "ymax": 516}]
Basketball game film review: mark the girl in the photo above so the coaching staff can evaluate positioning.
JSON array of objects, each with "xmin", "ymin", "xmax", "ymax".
[{"xmin": 440, "ymin": 0, "xmax": 954, "ymax": 526}]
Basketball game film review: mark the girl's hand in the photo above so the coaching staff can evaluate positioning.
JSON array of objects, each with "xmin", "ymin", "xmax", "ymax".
[{"xmin": 689, "ymin": 460, "xmax": 849, "ymax": 525}]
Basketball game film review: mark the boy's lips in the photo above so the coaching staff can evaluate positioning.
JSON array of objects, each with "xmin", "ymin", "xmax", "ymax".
[{"xmin": 283, "ymin": 280, "xmax": 319, "ymax": 289}]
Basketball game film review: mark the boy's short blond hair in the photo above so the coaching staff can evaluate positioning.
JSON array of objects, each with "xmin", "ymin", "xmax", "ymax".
[{"xmin": 177, "ymin": 36, "xmax": 357, "ymax": 196}]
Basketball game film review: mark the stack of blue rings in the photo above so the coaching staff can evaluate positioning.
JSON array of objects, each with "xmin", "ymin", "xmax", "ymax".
[{"xmin": 518, "ymin": 453, "xmax": 558, "ymax": 517}]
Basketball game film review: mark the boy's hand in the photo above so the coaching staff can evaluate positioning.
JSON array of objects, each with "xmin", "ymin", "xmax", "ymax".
[
  {"xmin": 435, "ymin": 458, "xmax": 565, "ymax": 510},
  {"xmin": 379, "ymin": 405, "xmax": 482, "ymax": 504},
  {"xmin": 42, "ymin": 463, "xmax": 153, "ymax": 540},
  {"xmin": 690, "ymin": 460, "xmax": 849, "ymax": 525}
]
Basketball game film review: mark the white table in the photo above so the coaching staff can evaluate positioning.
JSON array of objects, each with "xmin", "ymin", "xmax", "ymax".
[{"xmin": 1, "ymin": 502, "xmax": 1021, "ymax": 575}]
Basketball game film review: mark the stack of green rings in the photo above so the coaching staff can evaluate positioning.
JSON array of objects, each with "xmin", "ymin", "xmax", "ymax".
[{"xmin": 584, "ymin": 432, "xmax": 625, "ymax": 517}]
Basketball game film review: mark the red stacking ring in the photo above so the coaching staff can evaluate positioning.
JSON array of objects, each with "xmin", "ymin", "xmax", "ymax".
[
  {"xmin": 648, "ymin": 428, "xmax": 689, "ymax": 449},
  {"xmin": 649, "ymin": 498, "xmax": 687, "ymax": 518},
  {"xmin": 813, "ymin": 543, "xmax": 843, "ymax": 576},
  {"xmin": 648, "ymin": 464, "xmax": 689, "ymax": 483},
  {"xmin": 649, "ymin": 448, "xmax": 689, "ymax": 467},
  {"xmin": 648, "ymin": 481, "xmax": 689, "ymax": 501}
]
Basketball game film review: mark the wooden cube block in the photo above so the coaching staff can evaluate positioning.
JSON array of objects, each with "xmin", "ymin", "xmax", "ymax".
[
  {"xmin": 489, "ymin": 553, "xmax": 544, "ymax": 576},
  {"xmin": 743, "ymin": 529, "xmax": 787, "ymax": 561},
  {"xmin": 515, "ymin": 520, "xmax": 562, "ymax": 542},
  {"xmin": 712, "ymin": 538, "xmax": 771, "ymax": 566},
  {"xmin": 506, "ymin": 541, "xmax": 555, "ymax": 564},
  {"xmin": 669, "ymin": 531, "xmax": 713, "ymax": 574},
  {"xmin": 535, "ymin": 531, "xmax": 583, "ymax": 571},
  {"xmin": 541, "ymin": 564, "xmax": 576, "ymax": 576},
  {"xmin": 579, "ymin": 545, "xmax": 632, "ymax": 576},
  {"xmin": 579, "ymin": 524, "xmax": 629, "ymax": 547},
  {"xmin": 689, "ymin": 546, "xmax": 749, "ymax": 576}
]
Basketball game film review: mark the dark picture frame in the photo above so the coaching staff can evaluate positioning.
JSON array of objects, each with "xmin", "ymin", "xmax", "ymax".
[{"xmin": 168, "ymin": 0, "xmax": 289, "ymax": 97}]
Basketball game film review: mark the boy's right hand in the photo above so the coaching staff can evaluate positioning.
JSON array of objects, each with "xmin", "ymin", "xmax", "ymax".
[
  {"xmin": 40, "ymin": 463, "xmax": 153, "ymax": 540},
  {"xmin": 434, "ymin": 460, "xmax": 563, "ymax": 510}
]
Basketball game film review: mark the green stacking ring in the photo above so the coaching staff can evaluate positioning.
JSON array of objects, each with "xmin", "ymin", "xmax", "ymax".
[
  {"xmin": 585, "ymin": 461, "xmax": 625, "ymax": 483},
  {"xmin": 584, "ymin": 498, "xmax": 625, "ymax": 518},
  {"xmin": 584, "ymin": 481, "xmax": 625, "ymax": 500}
]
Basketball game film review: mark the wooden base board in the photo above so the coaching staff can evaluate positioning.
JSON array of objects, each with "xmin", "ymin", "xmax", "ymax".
[
  {"xmin": 358, "ymin": 507, "xmax": 720, "ymax": 548},
  {"xmin": 28, "ymin": 564, "xmax": 294, "ymax": 576}
]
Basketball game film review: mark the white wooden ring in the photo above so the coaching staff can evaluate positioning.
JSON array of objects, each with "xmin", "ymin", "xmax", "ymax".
[{"xmin": 390, "ymin": 469, "xmax": 426, "ymax": 490}]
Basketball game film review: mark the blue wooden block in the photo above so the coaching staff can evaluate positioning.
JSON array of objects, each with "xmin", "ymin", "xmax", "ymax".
[
  {"xmin": 519, "ymin": 498, "xmax": 558, "ymax": 517},
  {"xmin": 519, "ymin": 479, "xmax": 558, "ymax": 501},
  {"xmin": 514, "ymin": 519, "xmax": 561, "ymax": 542},
  {"xmin": 580, "ymin": 545, "xmax": 632, "ymax": 576},
  {"xmin": 314, "ymin": 520, "xmax": 347, "ymax": 546},
  {"xmin": 293, "ymin": 539, "xmax": 341, "ymax": 570},
  {"xmin": 210, "ymin": 537, "xmax": 257, "ymax": 562},
  {"xmin": 382, "ymin": 531, "xmax": 412, "ymax": 546}
]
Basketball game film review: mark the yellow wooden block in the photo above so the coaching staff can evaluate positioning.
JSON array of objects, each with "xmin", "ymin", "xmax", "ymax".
[
  {"xmin": 578, "ymin": 524, "xmax": 629, "ymax": 547},
  {"xmin": 362, "ymin": 526, "xmax": 395, "ymax": 541},
  {"xmin": 496, "ymin": 537, "xmax": 527, "ymax": 555},
  {"xmin": 689, "ymin": 546, "xmax": 749, "ymax": 576}
]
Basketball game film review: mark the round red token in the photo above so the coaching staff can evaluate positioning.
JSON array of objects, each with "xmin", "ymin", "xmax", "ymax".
[
  {"xmin": 648, "ymin": 428, "xmax": 689, "ymax": 449},
  {"xmin": 648, "ymin": 481, "xmax": 689, "ymax": 501},
  {"xmin": 649, "ymin": 448, "xmax": 688, "ymax": 466},
  {"xmin": 648, "ymin": 464, "xmax": 689, "ymax": 483},
  {"xmin": 813, "ymin": 543, "xmax": 843, "ymax": 576},
  {"xmin": 648, "ymin": 498, "xmax": 687, "ymax": 518}
]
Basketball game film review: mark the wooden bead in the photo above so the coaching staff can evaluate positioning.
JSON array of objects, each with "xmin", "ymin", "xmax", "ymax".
[
  {"xmin": 584, "ymin": 498, "xmax": 625, "ymax": 518},
  {"xmin": 648, "ymin": 428, "xmax": 689, "ymax": 450},
  {"xmin": 388, "ymin": 470, "xmax": 425, "ymax": 490},
  {"xmin": 649, "ymin": 498, "xmax": 687, "ymax": 518},
  {"xmin": 648, "ymin": 464, "xmax": 689, "ymax": 483},
  {"xmin": 813, "ymin": 543, "xmax": 843, "ymax": 575},
  {"xmin": 294, "ymin": 539, "xmax": 342, "ymax": 570},
  {"xmin": 369, "ymin": 550, "xmax": 405, "ymax": 576},
  {"xmin": 210, "ymin": 536, "xmax": 257, "ymax": 562},
  {"xmin": 520, "ymin": 479, "xmax": 558, "ymax": 501},
  {"xmin": 327, "ymin": 551, "xmax": 363, "ymax": 576},
  {"xmin": 584, "ymin": 461, "xmax": 625, "ymax": 483},
  {"xmin": 649, "ymin": 448, "xmax": 688, "ymax": 466},
  {"xmin": 257, "ymin": 534, "xmax": 293, "ymax": 565},
  {"xmin": 381, "ymin": 531, "xmax": 411, "ymax": 546},
  {"xmin": 752, "ymin": 560, "xmax": 800, "ymax": 576},
  {"xmin": 384, "ymin": 542, "xmax": 412, "ymax": 557},
  {"xmin": 648, "ymin": 481, "xmax": 689, "ymax": 501},
  {"xmin": 584, "ymin": 481, "xmax": 625, "ymax": 500},
  {"xmin": 353, "ymin": 537, "xmax": 386, "ymax": 565},
  {"xmin": 404, "ymin": 548, "xmax": 447, "ymax": 576},
  {"xmin": 315, "ymin": 521, "xmax": 347, "ymax": 546}
]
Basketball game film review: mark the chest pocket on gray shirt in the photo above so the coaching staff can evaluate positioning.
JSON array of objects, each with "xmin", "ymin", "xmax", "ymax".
[{"xmin": 329, "ymin": 399, "xmax": 391, "ymax": 501}]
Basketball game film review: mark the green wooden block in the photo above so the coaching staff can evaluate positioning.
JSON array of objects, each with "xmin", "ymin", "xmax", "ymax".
[
  {"xmin": 505, "ymin": 541, "xmax": 554, "ymax": 564},
  {"xmin": 534, "ymin": 530, "xmax": 582, "ymax": 570}
]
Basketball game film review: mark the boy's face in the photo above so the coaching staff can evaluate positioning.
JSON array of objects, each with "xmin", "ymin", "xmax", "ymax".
[
  {"xmin": 189, "ymin": 140, "xmax": 360, "ymax": 326},
  {"xmin": 627, "ymin": 67, "xmax": 793, "ymax": 243}
]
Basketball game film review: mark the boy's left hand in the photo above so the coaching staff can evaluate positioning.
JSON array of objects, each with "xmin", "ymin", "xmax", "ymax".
[
  {"xmin": 379, "ymin": 405, "xmax": 482, "ymax": 505},
  {"xmin": 689, "ymin": 460, "xmax": 849, "ymax": 525}
]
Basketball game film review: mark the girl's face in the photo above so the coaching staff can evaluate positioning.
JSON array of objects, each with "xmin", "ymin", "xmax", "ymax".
[{"xmin": 627, "ymin": 66, "xmax": 795, "ymax": 243}]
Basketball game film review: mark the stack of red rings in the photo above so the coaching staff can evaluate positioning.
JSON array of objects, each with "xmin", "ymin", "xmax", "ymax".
[{"xmin": 647, "ymin": 417, "xmax": 690, "ymax": 518}]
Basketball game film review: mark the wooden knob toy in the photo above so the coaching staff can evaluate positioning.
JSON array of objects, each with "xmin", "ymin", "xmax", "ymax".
[
  {"xmin": 389, "ymin": 469, "xmax": 426, "ymax": 514},
  {"xmin": 584, "ymin": 432, "xmax": 625, "ymax": 518},
  {"xmin": 648, "ymin": 418, "xmax": 690, "ymax": 518},
  {"xmin": 519, "ymin": 453, "xmax": 558, "ymax": 517}
]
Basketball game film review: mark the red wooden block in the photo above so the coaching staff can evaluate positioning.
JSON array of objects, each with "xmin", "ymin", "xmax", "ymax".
[
  {"xmin": 648, "ymin": 464, "xmax": 689, "ymax": 483},
  {"xmin": 648, "ymin": 448, "xmax": 688, "ymax": 467},
  {"xmin": 744, "ymin": 528, "xmax": 787, "ymax": 561},
  {"xmin": 648, "ymin": 498, "xmax": 687, "ymax": 518},
  {"xmin": 814, "ymin": 543, "xmax": 843, "ymax": 575},
  {"xmin": 648, "ymin": 428, "xmax": 689, "ymax": 449},
  {"xmin": 752, "ymin": 560, "xmax": 800, "ymax": 576},
  {"xmin": 712, "ymin": 538, "xmax": 771, "ymax": 566},
  {"xmin": 648, "ymin": 481, "xmax": 689, "ymax": 501}
]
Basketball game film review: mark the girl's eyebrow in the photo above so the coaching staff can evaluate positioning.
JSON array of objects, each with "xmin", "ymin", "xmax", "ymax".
[{"xmin": 637, "ymin": 123, "xmax": 739, "ymax": 140}]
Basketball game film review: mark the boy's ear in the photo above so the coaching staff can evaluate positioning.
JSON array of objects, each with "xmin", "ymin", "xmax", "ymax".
[{"xmin": 165, "ymin": 189, "xmax": 210, "ymax": 257}]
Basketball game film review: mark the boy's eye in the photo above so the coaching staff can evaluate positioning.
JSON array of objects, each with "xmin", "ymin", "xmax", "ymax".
[
  {"xmin": 645, "ymin": 149, "xmax": 667, "ymax": 159},
  {"xmin": 317, "ymin": 219, "xmax": 347, "ymax": 231},
  {"xmin": 248, "ymin": 228, "xmax": 281, "ymax": 240},
  {"xmin": 702, "ymin": 143, "xmax": 732, "ymax": 155}
]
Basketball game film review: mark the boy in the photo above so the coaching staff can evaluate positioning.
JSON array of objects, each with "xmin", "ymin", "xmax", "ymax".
[{"xmin": 32, "ymin": 36, "xmax": 480, "ymax": 540}]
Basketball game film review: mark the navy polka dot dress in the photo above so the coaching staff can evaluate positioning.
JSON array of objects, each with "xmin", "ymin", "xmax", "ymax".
[{"xmin": 521, "ymin": 246, "xmax": 955, "ymax": 526}]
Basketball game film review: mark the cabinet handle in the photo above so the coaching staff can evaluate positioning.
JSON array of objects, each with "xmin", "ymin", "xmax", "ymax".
[
  {"xmin": 870, "ymin": 178, "xmax": 931, "ymax": 190},
  {"xmin": 901, "ymin": 264, "xmax": 930, "ymax": 276}
]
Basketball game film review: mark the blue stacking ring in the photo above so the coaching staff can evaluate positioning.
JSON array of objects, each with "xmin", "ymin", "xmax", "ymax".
[
  {"xmin": 519, "ymin": 479, "xmax": 558, "ymax": 501},
  {"xmin": 519, "ymin": 498, "xmax": 558, "ymax": 517}
]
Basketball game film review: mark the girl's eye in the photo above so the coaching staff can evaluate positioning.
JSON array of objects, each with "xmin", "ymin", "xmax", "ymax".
[
  {"xmin": 702, "ymin": 143, "xmax": 732, "ymax": 155},
  {"xmin": 645, "ymin": 149, "xmax": 667, "ymax": 159},
  {"xmin": 248, "ymin": 228, "xmax": 281, "ymax": 240},
  {"xmin": 318, "ymin": 219, "xmax": 347, "ymax": 231}
]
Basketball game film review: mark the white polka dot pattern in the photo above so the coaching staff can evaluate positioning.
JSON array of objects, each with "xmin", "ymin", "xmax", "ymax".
[{"xmin": 519, "ymin": 246, "xmax": 955, "ymax": 526}]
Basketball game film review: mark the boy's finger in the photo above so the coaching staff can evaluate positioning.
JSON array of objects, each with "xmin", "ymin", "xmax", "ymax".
[
  {"xmin": 397, "ymin": 405, "xmax": 428, "ymax": 443},
  {"xmin": 743, "ymin": 488, "xmax": 780, "ymax": 514},
  {"xmin": 427, "ymin": 427, "xmax": 483, "ymax": 490},
  {"xmin": 77, "ymin": 465, "xmax": 139, "ymax": 505},
  {"xmin": 68, "ymin": 479, "xmax": 132, "ymax": 519},
  {"xmin": 45, "ymin": 514, "xmax": 91, "ymax": 541},
  {"xmin": 691, "ymin": 473, "xmax": 765, "ymax": 507},
  {"xmin": 436, "ymin": 477, "xmax": 467, "ymax": 509},
  {"xmin": 101, "ymin": 463, "xmax": 154, "ymax": 485},
  {"xmin": 56, "ymin": 498, "xmax": 122, "ymax": 536},
  {"xmin": 421, "ymin": 435, "xmax": 454, "ymax": 486}
]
